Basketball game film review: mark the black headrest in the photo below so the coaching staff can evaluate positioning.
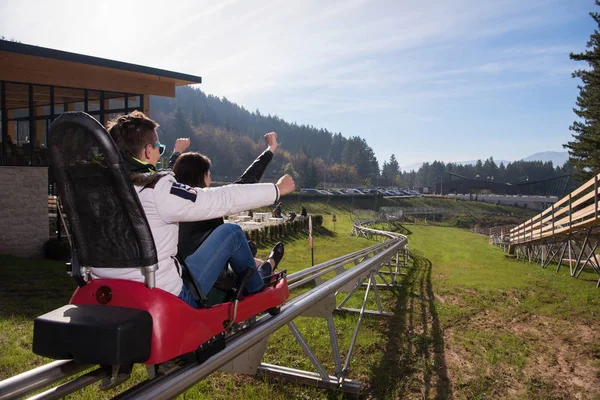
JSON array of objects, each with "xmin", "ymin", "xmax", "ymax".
[{"xmin": 49, "ymin": 112, "xmax": 158, "ymax": 268}]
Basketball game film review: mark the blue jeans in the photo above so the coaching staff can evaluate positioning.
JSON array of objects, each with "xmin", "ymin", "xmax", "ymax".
[{"xmin": 178, "ymin": 223, "xmax": 272, "ymax": 307}]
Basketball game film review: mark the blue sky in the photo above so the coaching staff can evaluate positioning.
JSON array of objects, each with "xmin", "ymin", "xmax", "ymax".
[{"xmin": 0, "ymin": 0, "xmax": 595, "ymax": 168}]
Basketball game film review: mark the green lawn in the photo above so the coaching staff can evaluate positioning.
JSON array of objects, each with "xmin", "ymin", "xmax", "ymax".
[
  {"xmin": 1, "ymin": 214, "xmax": 599, "ymax": 399},
  {"xmin": 393, "ymin": 224, "xmax": 600, "ymax": 400}
]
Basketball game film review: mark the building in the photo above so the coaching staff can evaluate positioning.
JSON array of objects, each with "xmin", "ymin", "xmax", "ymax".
[
  {"xmin": 447, "ymin": 194, "xmax": 558, "ymax": 210},
  {"xmin": 0, "ymin": 40, "xmax": 202, "ymax": 257}
]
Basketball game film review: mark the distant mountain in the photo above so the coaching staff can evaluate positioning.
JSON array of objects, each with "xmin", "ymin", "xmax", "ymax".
[
  {"xmin": 521, "ymin": 151, "xmax": 569, "ymax": 166},
  {"xmin": 400, "ymin": 151, "xmax": 569, "ymax": 172}
]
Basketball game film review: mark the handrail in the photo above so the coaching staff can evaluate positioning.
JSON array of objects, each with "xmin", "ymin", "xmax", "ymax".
[{"xmin": 510, "ymin": 173, "xmax": 600, "ymax": 244}]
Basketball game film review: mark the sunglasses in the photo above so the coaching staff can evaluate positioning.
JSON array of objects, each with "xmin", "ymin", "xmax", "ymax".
[{"xmin": 151, "ymin": 142, "xmax": 166, "ymax": 156}]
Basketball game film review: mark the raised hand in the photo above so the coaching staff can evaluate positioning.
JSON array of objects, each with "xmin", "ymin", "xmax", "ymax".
[
  {"xmin": 174, "ymin": 138, "xmax": 191, "ymax": 153},
  {"xmin": 264, "ymin": 132, "xmax": 278, "ymax": 153},
  {"xmin": 276, "ymin": 174, "xmax": 295, "ymax": 196}
]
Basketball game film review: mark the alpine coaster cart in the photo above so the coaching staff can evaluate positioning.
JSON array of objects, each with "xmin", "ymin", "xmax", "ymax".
[{"xmin": 0, "ymin": 112, "xmax": 289, "ymax": 399}]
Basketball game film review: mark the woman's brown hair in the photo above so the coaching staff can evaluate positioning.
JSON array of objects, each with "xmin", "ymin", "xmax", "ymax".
[{"xmin": 172, "ymin": 152, "xmax": 212, "ymax": 188}]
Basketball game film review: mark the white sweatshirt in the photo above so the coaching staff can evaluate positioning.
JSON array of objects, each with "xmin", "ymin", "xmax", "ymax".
[{"xmin": 91, "ymin": 173, "xmax": 279, "ymax": 296}]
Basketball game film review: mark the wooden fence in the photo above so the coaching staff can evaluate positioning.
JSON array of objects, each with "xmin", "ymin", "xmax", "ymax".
[{"xmin": 510, "ymin": 173, "xmax": 600, "ymax": 244}]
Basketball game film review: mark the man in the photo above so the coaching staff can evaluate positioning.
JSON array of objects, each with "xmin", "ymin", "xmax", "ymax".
[
  {"xmin": 274, "ymin": 202, "xmax": 283, "ymax": 218},
  {"xmin": 90, "ymin": 111, "xmax": 295, "ymax": 306}
]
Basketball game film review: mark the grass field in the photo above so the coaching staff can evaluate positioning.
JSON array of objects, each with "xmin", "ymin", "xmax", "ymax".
[
  {"xmin": 1, "ymin": 204, "xmax": 599, "ymax": 399},
  {"xmin": 391, "ymin": 224, "xmax": 600, "ymax": 399}
]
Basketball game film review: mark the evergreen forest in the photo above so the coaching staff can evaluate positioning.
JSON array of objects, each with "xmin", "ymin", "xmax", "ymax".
[{"xmin": 151, "ymin": 86, "xmax": 575, "ymax": 189}]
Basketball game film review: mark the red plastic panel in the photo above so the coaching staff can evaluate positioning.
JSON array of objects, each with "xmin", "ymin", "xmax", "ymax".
[
  {"xmin": 233, "ymin": 277, "xmax": 290, "ymax": 322},
  {"xmin": 69, "ymin": 277, "xmax": 289, "ymax": 364},
  {"xmin": 70, "ymin": 280, "xmax": 226, "ymax": 364}
]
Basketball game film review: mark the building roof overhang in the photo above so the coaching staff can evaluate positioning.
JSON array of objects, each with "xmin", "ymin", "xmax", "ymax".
[{"xmin": 0, "ymin": 40, "xmax": 202, "ymax": 97}]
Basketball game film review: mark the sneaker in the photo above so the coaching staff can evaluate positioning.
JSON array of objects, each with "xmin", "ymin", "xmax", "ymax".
[{"xmin": 268, "ymin": 242, "xmax": 284, "ymax": 271}]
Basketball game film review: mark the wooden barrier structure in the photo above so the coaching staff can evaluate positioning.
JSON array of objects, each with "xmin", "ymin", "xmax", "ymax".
[
  {"xmin": 509, "ymin": 173, "xmax": 600, "ymax": 287},
  {"xmin": 489, "ymin": 224, "xmax": 516, "ymax": 252}
]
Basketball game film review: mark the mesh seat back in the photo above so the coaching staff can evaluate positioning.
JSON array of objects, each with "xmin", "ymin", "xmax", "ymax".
[{"xmin": 49, "ymin": 112, "xmax": 158, "ymax": 268}]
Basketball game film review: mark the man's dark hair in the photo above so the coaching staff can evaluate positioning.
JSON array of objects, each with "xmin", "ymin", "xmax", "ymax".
[
  {"xmin": 173, "ymin": 152, "xmax": 212, "ymax": 188},
  {"xmin": 106, "ymin": 111, "xmax": 159, "ymax": 157}
]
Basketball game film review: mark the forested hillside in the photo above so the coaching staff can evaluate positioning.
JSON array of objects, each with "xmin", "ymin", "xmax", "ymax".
[
  {"xmin": 150, "ymin": 86, "xmax": 379, "ymax": 187},
  {"xmin": 150, "ymin": 86, "xmax": 575, "ymax": 189},
  {"xmin": 400, "ymin": 158, "xmax": 575, "ymax": 189}
]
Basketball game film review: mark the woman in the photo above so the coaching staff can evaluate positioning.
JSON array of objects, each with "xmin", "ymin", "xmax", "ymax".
[{"xmin": 172, "ymin": 133, "xmax": 284, "ymax": 304}]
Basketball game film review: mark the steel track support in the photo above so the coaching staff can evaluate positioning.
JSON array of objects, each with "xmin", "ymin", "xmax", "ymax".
[
  {"xmin": 575, "ymin": 237, "xmax": 600, "ymax": 278},
  {"xmin": 542, "ymin": 243, "xmax": 562, "ymax": 269},
  {"xmin": 572, "ymin": 229, "xmax": 592, "ymax": 277},
  {"xmin": 341, "ymin": 273, "xmax": 373, "ymax": 379},
  {"xmin": 287, "ymin": 322, "xmax": 330, "ymax": 381},
  {"xmin": 556, "ymin": 239, "xmax": 568, "ymax": 273},
  {"xmin": 566, "ymin": 240, "xmax": 574, "ymax": 275}
]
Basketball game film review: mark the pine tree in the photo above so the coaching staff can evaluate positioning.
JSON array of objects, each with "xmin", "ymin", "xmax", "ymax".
[
  {"xmin": 381, "ymin": 154, "xmax": 400, "ymax": 186},
  {"xmin": 173, "ymin": 106, "xmax": 193, "ymax": 138},
  {"xmin": 301, "ymin": 158, "xmax": 319, "ymax": 188},
  {"xmin": 565, "ymin": 1, "xmax": 600, "ymax": 182}
]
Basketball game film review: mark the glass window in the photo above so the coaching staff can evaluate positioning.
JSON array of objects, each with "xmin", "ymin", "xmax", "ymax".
[
  {"xmin": 88, "ymin": 90, "xmax": 101, "ymax": 112},
  {"xmin": 5, "ymin": 83, "xmax": 29, "ymax": 112},
  {"xmin": 16, "ymin": 120, "xmax": 30, "ymax": 145},
  {"xmin": 13, "ymin": 109, "xmax": 29, "ymax": 118},
  {"xmin": 33, "ymin": 86, "xmax": 51, "ymax": 116},
  {"xmin": 128, "ymin": 94, "xmax": 141, "ymax": 108},
  {"xmin": 11, "ymin": 120, "xmax": 31, "ymax": 165},
  {"xmin": 105, "ymin": 91, "xmax": 125, "ymax": 110},
  {"xmin": 55, "ymin": 87, "xmax": 84, "ymax": 112},
  {"xmin": 53, "ymin": 104, "xmax": 65, "ymax": 116},
  {"xmin": 32, "ymin": 118, "xmax": 50, "ymax": 166}
]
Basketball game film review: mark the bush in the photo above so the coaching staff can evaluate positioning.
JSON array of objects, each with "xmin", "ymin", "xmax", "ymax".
[
  {"xmin": 313, "ymin": 215, "xmax": 324, "ymax": 226},
  {"xmin": 44, "ymin": 238, "xmax": 71, "ymax": 261}
]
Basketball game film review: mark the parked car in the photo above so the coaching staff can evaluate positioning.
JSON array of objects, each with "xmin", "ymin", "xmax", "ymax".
[
  {"xmin": 363, "ymin": 188, "xmax": 378, "ymax": 194},
  {"xmin": 300, "ymin": 188, "xmax": 322, "ymax": 195},
  {"xmin": 330, "ymin": 189, "xmax": 346, "ymax": 195},
  {"xmin": 346, "ymin": 188, "xmax": 365, "ymax": 195}
]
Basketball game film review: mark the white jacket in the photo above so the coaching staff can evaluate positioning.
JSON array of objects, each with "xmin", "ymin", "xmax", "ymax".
[{"xmin": 91, "ymin": 173, "xmax": 279, "ymax": 296}]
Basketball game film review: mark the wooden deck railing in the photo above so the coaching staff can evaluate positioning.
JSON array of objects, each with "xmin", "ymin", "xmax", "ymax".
[
  {"xmin": 48, "ymin": 195, "xmax": 57, "ymax": 215},
  {"xmin": 510, "ymin": 173, "xmax": 600, "ymax": 244}
]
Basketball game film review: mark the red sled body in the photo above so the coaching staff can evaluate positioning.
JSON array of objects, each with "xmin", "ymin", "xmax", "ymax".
[{"xmin": 33, "ymin": 276, "xmax": 289, "ymax": 365}]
